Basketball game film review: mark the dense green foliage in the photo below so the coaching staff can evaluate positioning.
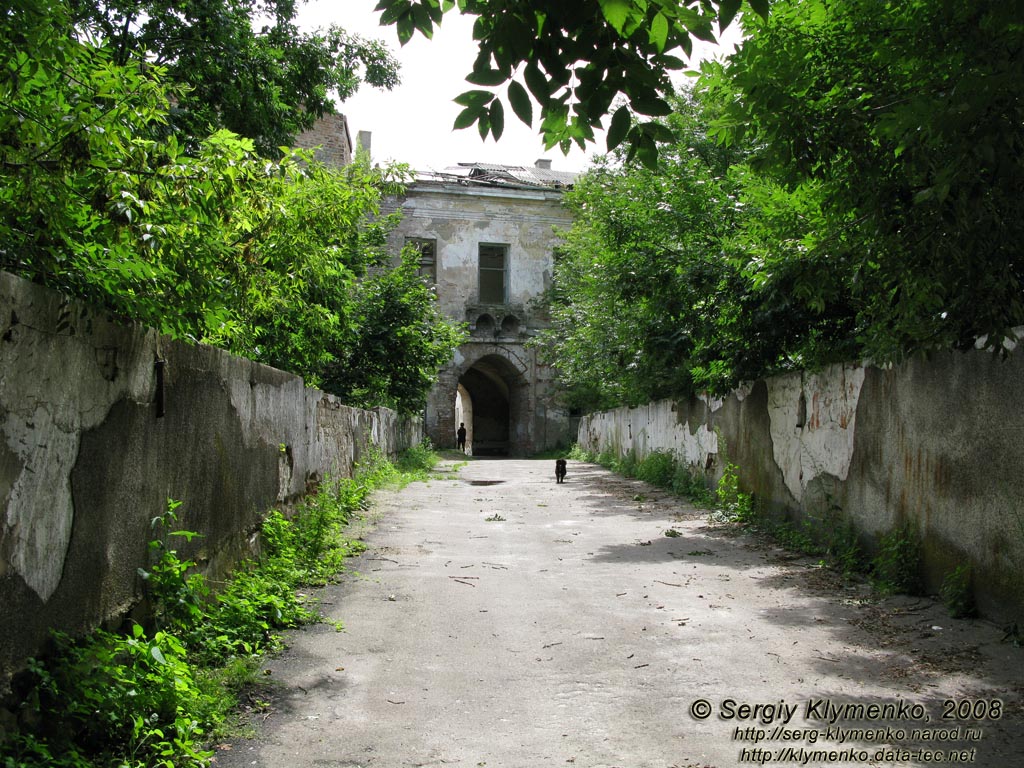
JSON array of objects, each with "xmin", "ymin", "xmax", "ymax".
[
  {"xmin": 538, "ymin": 94, "xmax": 746, "ymax": 407},
  {"xmin": 940, "ymin": 565, "xmax": 977, "ymax": 619},
  {"xmin": 540, "ymin": 0, "xmax": 1023, "ymax": 409},
  {"xmin": 1, "ymin": 1, "xmax": 462, "ymax": 413},
  {"xmin": 870, "ymin": 524, "xmax": 925, "ymax": 596},
  {"xmin": 1, "ymin": 446, "xmax": 441, "ymax": 768},
  {"xmin": 703, "ymin": 0, "xmax": 1024, "ymax": 360},
  {"xmin": 539, "ymin": 90, "xmax": 856, "ymax": 406},
  {"xmin": 71, "ymin": 0, "xmax": 400, "ymax": 156},
  {"xmin": 318, "ymin": 254, "xmax": 467, "ymax": 412},
  {"xmin": 374, "ymin": 0, "xmax": 768, "ymax": 165}
]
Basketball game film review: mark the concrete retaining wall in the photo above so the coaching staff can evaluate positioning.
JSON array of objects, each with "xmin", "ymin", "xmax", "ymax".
[
  {"xmin": 578, "ymin": 357, "xmax": 1024, "ymax": 624},
  {"xmin": 0, "ymin": 272, "xmax": 421, "ymax": 691}
]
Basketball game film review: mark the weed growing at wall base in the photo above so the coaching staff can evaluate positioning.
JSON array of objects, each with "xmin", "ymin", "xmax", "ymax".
[
  {"xmin": 570, "ymin": 444, "xmax": 714, "ymax": 507},
  {"xmin": 0, "ymin": 443, "xmax": 440, "ymax": 768},
  {"xmin": 871, "ymin": 524, "xmax": 925, "ymax": 596},
  {"xmin": 940, "ymin": 564, "xmax": 976, "ymax": 619}
]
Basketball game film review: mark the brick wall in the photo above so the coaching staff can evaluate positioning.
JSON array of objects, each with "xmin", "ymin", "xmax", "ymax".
[{"xmin": 294, "ymin": 113, "xmax": 353, "ymax": 168}]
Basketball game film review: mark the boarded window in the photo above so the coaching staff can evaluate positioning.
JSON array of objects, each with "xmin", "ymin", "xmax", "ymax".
[
  {"xmin": 479, "ymin": 244, "xmax": 507, "ymax": 303},
  {"xmin": 406, "ymin": 237, "xmax": 437, "ymax": 284}
]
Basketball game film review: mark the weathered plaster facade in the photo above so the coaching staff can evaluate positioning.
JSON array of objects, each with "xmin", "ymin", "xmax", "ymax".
[{"xmin": 385, "ymin": 163, "xmax": 577, "ymax": 455}]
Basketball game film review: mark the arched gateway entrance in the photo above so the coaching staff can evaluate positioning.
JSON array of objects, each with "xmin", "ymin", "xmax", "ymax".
[
  {"xmin": 457, "ymin": 355, "xmax": 527, "ymax": 456},
  {"xmin": 434, "ymin": 351, "xmax": 531, "ymax": 456}
]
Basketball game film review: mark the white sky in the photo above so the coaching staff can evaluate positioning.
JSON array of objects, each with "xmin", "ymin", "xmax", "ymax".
[{"xmin": 295, "ymin": 0, "xmax": 739, "ymax": 173}]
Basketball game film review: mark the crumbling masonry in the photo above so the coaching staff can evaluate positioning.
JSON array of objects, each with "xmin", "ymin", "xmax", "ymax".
[{"xmin": 384, "ymin": 162, "xmax": 578, "ymax": 455}]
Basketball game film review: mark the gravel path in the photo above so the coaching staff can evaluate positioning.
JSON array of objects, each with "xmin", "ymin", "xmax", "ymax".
[{"xmin": 212, "ymin": 458, "xmax": 1023, "ymax": 768}]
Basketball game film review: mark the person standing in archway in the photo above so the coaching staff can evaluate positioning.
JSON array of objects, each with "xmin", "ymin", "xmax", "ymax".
[{"xmin": 457, "ymin": 422, "xmax": 467, "ymax": 453}]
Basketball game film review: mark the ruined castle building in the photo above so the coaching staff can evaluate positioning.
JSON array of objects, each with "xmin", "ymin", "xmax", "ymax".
[{"xmin": 384, "ymin": 161, "xmax": 578, "ymax": 456}]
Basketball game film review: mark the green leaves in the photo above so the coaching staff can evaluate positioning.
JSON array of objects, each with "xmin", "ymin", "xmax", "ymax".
[
  {"xmin": 631, "ymin": 97, "xmax": 673, "ymax": 117},
  {"xmin": 379, "ymin": 0, "xmax": 445, "ymax": 44},
  {"xmin": 466, "ymin": 68, "xmax": 508, "ymax": 86},
  {"xmin": 320, "ymin": 250, "xmax": 467, "ymax": 413},
  {"xmin": 649, "ymin": 12, "xmax": 670, "ymax": 52},
  {"xmin": 746, "ymin": 0, "xmax": 771, "ymax": 21},
  {"xmin": 489, "ymin": 97, "xmax": 505, "ymax": 139},
  {"xmin": 377, "ymin": 0, "xmax": 757, "ymax": 162},
  {"xmin": 70, "ymin": 0, "xmax": 401, "ymax": 157},
  {"xmin": 538, "ymin": 86, "xmax": 868, "ymax": 405},
  {"xmin": 718, "ymin": 0, "xmax": 743, "ymax": 30},
  {"xmin": 2, "ymin": 2, "xmax": 461, "ymax": 414},
  {"xmin": 523, "ymin": 61, "xmax": 550, "ymax": 104},
  {"xmin": 507, "ymin": 80, "xmax": 533, "ymax": 125},
  {"xmin": 607, "ymin": 105, "xmax": 633, "ymax": 151},
  {"xmin": 708, "ymin": 0, "xmax": 1024, "ymax": 360},
  {"xmin": 600, "ymin": 0, "xmax": 635, "ymax": 35}
]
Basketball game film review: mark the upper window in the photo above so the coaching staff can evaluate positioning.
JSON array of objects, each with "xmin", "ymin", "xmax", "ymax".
[
  {"xmin": 406, "ymin": 237, "xmax": 437, "ymax": 284},
  {"xmin": 479, "ymin": 243, "xmax": 508, "ymax": 304}
]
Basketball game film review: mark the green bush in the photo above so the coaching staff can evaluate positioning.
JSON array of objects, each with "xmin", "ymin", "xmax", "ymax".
[
  {"xmin": 6, "ymin": 626, "xmax": 216, "ymax": 768},
  {"xmin": 395, "ymin": 440, "xmax": 439, "ymax": 478},
  {"xmin": 567, "ymin": 444, "xmax": 596, "ymax": 462},
  {"xmin": 824, "ymin": 519, "xmax": 865, "ymax": 577},
  {"xmin": 617, "ymin": 451, "xmax": 639, "ymax": 478},
  {"xmin": 940, "ymin": 564, "xmax": 976, "ymax": 618},
  {"xmin": 671, "ymin": 465, "xmax": 713, "ymax": 505},
  {"xmin": 2, "ymin": 444, "xmax": 439, "ymax": 767},
  {"xmin": 715, "ymin": 459, "xmax": 755, "ymax": 523},
  {"xmin": 635, "ymin": 450, "xmax": 677, "ymax": 488},
  {"xmin": 871, "ymin": 524, "xmax": 924, "ymax": 596}
]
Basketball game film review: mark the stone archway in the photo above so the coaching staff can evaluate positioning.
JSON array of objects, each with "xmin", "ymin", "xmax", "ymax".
[
  {"xmin": 426, "ymin": 345, "xmax": 549, "ymax": 457},
  {"xmin": 455, "ymin": 383, "xmax": 473, "ymax": 454},
  {"xmin": 454, "ymin": 351, "xmax": 531, "ymax": 456},
  {"xmin": 458, "ymin": 355, "xmax": 530, "ymax": 456}
]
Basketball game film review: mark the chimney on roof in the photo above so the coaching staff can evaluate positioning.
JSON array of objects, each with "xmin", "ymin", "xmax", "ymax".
[
  {"xmin": 535, "ymin": 158, "xmax": 552, "ymax": 170},
  {"xmin": 357, "ymin": 130, "xmax": 372, "ymax": 158}
]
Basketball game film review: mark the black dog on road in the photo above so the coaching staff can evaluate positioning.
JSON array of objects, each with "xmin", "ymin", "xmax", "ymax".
[{"xmin": 555, "ymin": 459, "xmax": 567, "ymax": 484}]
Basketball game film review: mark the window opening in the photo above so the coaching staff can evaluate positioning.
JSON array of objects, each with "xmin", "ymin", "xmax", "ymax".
[
  {"xmin": 479, "ymin": 243, "xmax": 508, "ymax": 304},
  {"xmin": 406, "ymin": 237, "xmax": 437, "ymax": 284}
]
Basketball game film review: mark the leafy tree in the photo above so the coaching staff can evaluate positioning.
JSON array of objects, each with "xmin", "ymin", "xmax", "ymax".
[
  {"xmin": 712, "ymin": 167, "xmax": 860, "ymax": 385},
  {"xmin": 701, "ymin": 0, "xmax": 1024, "ymax": 360},
  {"xmin": 1, "ymin": 1, "xmax": 462, "ymax": 413},
  {"xmin": 1, "ymin": 0, "xmax": 195, "ymax": 333},
  {"xmin": 374, "ymin": 0, "xmax": 769, "ymax": 166},
  {"xmin": 321, "ymin": 252, "xmax": 467, "ymax": 413},
  {"xmin": 538, "ymin": 88, "xmax": 864, "ymax": 407},
  {"xmin": 71, "ymin": 0, "xmax": 401, "ymax": 156},
  {"xmin": 538, "ymin": 93, "xmax": 745, "ymax": 407},
  {"xmin": 211, "ymin": 156, "xmax": 468, "ymax": 413}
]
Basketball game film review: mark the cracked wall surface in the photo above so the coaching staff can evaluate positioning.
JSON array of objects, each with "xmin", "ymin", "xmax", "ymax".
[
  {"xmin": 0, "ymin": 272, "xmax": 422, "ymax": 694},
  {"xmin": 578, "ymin": 357, "xmax": 1024, "ymax": 624}
]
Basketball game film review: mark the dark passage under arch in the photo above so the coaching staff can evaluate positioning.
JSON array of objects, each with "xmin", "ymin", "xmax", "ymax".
[{"xmin": 457, "ymin": 354, "xmax": 527, "ymax": 456}]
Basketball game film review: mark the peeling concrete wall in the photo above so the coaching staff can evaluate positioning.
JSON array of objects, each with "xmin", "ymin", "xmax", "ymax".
[
  {"xmin": 578, "ymin": 359, "xmax": 1024, "ymax": 623},
  {"xmin": 0, "ymin": 272, "xmax": 421, "ymax": 691}
]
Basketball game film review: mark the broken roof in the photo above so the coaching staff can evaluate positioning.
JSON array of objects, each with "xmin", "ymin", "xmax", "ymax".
[{"xmin": 415, "ymin": 161, "xmax": 578, "ymax": 190}]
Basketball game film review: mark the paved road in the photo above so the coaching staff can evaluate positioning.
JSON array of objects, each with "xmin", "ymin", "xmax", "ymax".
[{"xmin": 213, "ymin": 458, "xmax": 1023, "ymax": 768}]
